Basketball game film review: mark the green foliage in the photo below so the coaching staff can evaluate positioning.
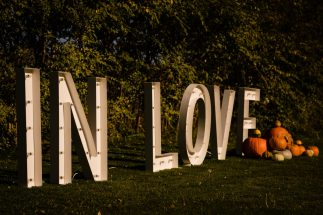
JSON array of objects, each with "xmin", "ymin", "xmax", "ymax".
[
  {"xmin": 0, "ymin": 101, "xmax": 16, "ymax": 151},
  {"xmin": 0, "ymin": 0, "xmax": 322, "ymax": 151}
]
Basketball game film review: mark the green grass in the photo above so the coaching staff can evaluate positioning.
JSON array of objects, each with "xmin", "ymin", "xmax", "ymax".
[{"xmin": 0, "ymin": 137, "xmax": 322, "ymax": 215}]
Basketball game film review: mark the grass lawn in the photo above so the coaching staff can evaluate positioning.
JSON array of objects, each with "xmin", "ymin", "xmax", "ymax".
[{"xmin": 0, "ymin": 136, "xmax": 322, "ymax": 214}]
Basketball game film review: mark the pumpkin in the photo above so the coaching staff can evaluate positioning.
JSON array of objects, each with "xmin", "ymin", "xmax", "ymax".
[
  {"xmin": 273, "ymin": 149, "xmax": 292, "ymax": 160},
  {"xmin": 275, "ymin": 120, "xmax": 281, "ymax": 127},
  {"xmin": 285, "ymin": 133, "xmax": 293, "ymax": 149},
  {"xmin": 290, "ymin": 145, "xmax": 305, "ymax": 156},
  {"xmin": 262, "ymin": 151, "xmax": 273, "ymax": 159},
  {"xmin": 272, "ymin": 153, "xmax": 284, "ymax": 161},
  {"xmin": 307, "ymin": 146, "xmax": 319, "ymax": 157},
  {"xmin": 299, "ymin": 146, "xmax": 305, "ymax": 153},
  {"xmin": 268, "ymin": 135, "xmax": 288, "ymax": 150},
  {"xmin": 242, "ymin": 137, "xmax": 267, "ymax": 158},
  {"xmin": 305, "ymin": 149, "xmax": 314, "ymax": 157},
  {"xmin": 252, "ymin": 129, "xmax": 262, "ymax": 137},
  {"xmin": 265, "ymin": 121, "xmax": 293, "ymax": 150},
  {"xmin": 295, "ymin": 139, "xmax": 302, "ymax": 145}
]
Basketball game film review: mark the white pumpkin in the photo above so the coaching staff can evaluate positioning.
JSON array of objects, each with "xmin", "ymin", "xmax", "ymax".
[
  {"xmin": 272, "ymin": 149, "xmax": 292, "ymax": 160},
  {"xmin": 272, "ymin": 153, "xmax": 284, "ymax": 161}
]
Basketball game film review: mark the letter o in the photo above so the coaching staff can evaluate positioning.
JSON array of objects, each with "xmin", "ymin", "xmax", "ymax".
[{"xmin": 178, "ymin": 84, "xmax": 211, "ymax": 165}]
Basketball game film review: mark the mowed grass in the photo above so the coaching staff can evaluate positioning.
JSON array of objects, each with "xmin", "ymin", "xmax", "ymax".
[{"xmin": 0, "ymin": 136, "xmax": 322, "ymax": 215}]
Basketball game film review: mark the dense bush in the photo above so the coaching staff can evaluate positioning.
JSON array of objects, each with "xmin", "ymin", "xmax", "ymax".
[{"xmin": 0, "ymin": 0, "xmax": 322, "ymax": 151}]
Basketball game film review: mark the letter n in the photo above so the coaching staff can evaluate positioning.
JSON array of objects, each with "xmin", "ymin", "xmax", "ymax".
[
  {"xmin": 16, "ymin": 68, "xmax": 42, "ymax": 187},
  {"xmin": 50, "ymin": 72, "xmax": 107, "ymax": 184}
]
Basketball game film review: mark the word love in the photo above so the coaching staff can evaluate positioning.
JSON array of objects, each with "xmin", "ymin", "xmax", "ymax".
[{"xmin": 16, "ymin": 68, "xmax": 260, "ymax": 188}]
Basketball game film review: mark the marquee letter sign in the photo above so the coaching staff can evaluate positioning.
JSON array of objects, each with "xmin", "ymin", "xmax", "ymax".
[
  {"xmin": 16, "ymin": 68, "xmax": 42, "ymax": 187},
  {"xmin": 209, "ymin": 86, "xmax": 235, "ymax": 160},
  {"xmin": 50, "ymin": 72, "xmax": 107, "ymax": 184},
  {"xmin": 178, "ymin": 84, "xmax": 211, "ymax": 165},
  {"xmin": 236, "ymin": 87, "xmax": 260, "ymax": 155},
  {"xmin": 16, "ymin": 68, "xmax": 261, "ymax": 187},
  {"xmin": 144, "ymin": 82, "xmax": 178, "ymax": 172}
]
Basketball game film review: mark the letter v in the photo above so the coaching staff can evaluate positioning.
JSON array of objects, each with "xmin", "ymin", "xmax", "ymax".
[{"xmin": 209, "ymin": 86, "xmax": 235, "ymax": 160}]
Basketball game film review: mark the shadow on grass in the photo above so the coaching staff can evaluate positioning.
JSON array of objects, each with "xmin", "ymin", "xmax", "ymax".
[{"xmin": 0, "ymin": 139, "xmax": 247, "ymax": 185}]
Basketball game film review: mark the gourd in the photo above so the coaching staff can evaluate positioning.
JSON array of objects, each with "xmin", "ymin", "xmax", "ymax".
[
  {"xmin": 295, "ymin": 139, "xmax": 302, "ymax": 145},
  {"xmin": 272, "ymin": 153, "xmax": 284, "ymax": 161},
  {"xmin": 252, "ymin": 129, "xmax": 262, "ymax": 138},
  {"xmin": 307, "ymin": 146, "xmax": 319, "ymax": 157},
  {"xmin": 242, "ymin": 137, "xmax": 267, "ymax": 158},
  {"xmin": 265, "ymin": 120, "xmax": 293, "ymax": 150},
  {"xmin": 262, "ymin": 151, "xmax": 273, "ymax": 159},
  {"xmin": 273, "ymin": 149, "xmax": 292, "ymax": 160},
  {"xmin": 290, "ymin": 145, "xmax": 305, "ymax": 156},
  {"xmin": 305, "ymin": 149, "xmax": 314, "ymax": 157}
]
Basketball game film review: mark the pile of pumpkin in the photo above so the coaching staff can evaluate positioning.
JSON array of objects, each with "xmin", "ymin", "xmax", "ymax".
[{"xmin": 242, "ymin": 120, "xmax": 319, "ymax": 161}]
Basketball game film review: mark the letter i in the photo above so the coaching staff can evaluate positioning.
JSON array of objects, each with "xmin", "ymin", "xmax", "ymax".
[{"xmin": 16, "ymin": 68, "xmax": 42, "ymax": 187}]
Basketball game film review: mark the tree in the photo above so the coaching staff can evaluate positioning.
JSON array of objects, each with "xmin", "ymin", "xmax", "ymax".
[{"xmin": 0, "ymin": 0, "xmax": 322, "ymax": 151}]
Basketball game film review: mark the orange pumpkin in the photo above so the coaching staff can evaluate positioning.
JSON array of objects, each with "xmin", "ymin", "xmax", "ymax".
[
  {"xmin": 265, "ymin": 123, "xmax": 293, "ymax": 150},
  {"xmin": 269, "ymin": 135, "xmax": 288, "ymax": 150},
  {"xmin": 242, "ymin": 137, "xmax": 267, "ymax": 158},
  {"xmin": 285, "ymin": 133, "xmax": 293, "ymax": 149},
  {"xmin": 300, "ymin": 146, "xmax": 306, "ymax": 154},
  {"xmin": 290, "ymin": 145, "xmax": 305, "ymax": 156},
  {"xmin": 307, "ymin": 146, "xmax": 319, "ymax": 157}
]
